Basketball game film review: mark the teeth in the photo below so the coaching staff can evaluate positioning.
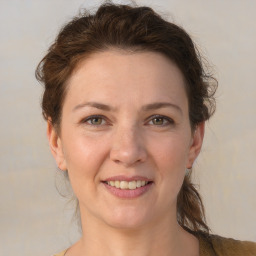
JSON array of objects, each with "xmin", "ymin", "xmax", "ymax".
[
  {"xmin": 120, "ymin": 181, "xmax": 128, "ymax": 189},
  {"xmin": 137, "ymin": 180, "xmax": 142, "ymax": 187},
  {"xmin": 107, "ymin": 180, "xmax": 149, "ymax": 189},
  {"xmin": 128, "ymin": 181, "xmax": 136, "ymax": 190},
  {"xmin": 114, "ymin": 180, "xmax": 120, "ymax": 188}
]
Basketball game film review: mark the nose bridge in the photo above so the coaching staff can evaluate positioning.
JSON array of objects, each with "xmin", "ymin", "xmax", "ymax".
[{"xmin": 110, "ymin": 122, "xmax": 147, "ymax": 166}]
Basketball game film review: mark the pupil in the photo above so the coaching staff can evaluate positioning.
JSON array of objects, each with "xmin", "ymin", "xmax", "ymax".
[
  {"xmin": 93, "ymin": 118, "xmax": 101, "ymax": 124},
  {"xmin": 154, "ymin": 118, "xmax": 163, "ymax": 125}
]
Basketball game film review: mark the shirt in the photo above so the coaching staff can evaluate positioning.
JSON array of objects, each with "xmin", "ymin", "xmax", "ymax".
[{"xmin": 53, "ymin": 233, "xmax": 256, "ymax": 256}]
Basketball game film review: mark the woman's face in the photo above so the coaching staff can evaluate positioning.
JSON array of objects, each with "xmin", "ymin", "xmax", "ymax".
[{"xmin": 48, "ymin": 50, "xmax": 204, "ymax": 229}]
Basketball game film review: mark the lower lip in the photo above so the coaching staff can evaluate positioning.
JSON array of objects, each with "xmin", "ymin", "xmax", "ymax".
[{"xmin": 102, "ymin": 182, "xmax": 153, "ymax": 199}]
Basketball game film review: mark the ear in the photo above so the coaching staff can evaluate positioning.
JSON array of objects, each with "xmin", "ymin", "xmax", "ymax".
[
  {"xmin": 47, "ymin": 120, "xmax": 67, "ymax": 171},
  {"xmin": 186, "ymin": 122, "xmax": 205, "ymax": 169}
]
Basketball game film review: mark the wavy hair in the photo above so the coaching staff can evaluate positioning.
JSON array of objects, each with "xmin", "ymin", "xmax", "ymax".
[{"xmin": 36, "ymin": 2, "xmax": 217, "ymax": 233}]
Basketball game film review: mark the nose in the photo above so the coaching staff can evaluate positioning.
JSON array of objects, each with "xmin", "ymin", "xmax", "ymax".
[{"xmin": 110, "ymin": 125, "xmax": 147, "ymax": 167}]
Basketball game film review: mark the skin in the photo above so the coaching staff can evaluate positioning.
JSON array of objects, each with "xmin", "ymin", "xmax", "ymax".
[{"xmin": 48, "ymin": 50, "xmax": 204, "ymax": 256}]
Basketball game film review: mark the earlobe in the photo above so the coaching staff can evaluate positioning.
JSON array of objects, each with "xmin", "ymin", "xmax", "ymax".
[
  {"xmin": 47, "ymin": 120, "xmax": 67, "ymax": 171},
  {"xmin": 186, "ymin": 122, "xmax": 205, "ymax": 169}
]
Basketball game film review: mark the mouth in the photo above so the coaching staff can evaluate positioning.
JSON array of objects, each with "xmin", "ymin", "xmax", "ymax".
[
  {"xmin": 103, "ymin": 180, "xmax": 153, "ymax": 190},
  {"xmin": 101, "ymin": 176, "xmax": 153, "ymax": 198}
]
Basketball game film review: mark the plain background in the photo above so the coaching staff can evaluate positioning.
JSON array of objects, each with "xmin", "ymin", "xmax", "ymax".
[{"xmin": 0, "ymin": 0, "xmax": 255, "ymax": 255}]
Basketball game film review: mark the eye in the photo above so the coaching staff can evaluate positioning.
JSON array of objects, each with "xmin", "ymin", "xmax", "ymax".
[
  {"xmin": 83, "ymin": 115, "xmax": 107, "ymax": 126},
  {"xmin": 147, "ymin": 115, "xmax": 174, "ymax": 126}
]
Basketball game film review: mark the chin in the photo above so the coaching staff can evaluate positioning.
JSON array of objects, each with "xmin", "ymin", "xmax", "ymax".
[{"xmin": 103, "ymin": 206, "xmax": 151, "ymax": 230}]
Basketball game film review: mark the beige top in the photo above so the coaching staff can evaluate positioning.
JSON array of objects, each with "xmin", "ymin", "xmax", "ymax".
[
  {"xmin": 53, "ymin": 233, "xmax": 256, "ymax": 256},
  {"xmin": 54, "ymin": 249, "xmax": 67, "ymax": 256}
]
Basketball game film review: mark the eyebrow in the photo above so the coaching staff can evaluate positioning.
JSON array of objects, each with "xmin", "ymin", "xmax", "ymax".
[
  {"xmin": 141, "ymin": 102, "xmax": 182, "ymax": 114},
  {"xmin": 73, "ymin": 102, "xmax": 116, "ymax": 112},
  {"xmin": 73, "ymin": 101, "xmax": 182, "ymax": 114}
]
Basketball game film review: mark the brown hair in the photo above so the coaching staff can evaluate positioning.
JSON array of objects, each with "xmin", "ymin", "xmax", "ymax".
[{"xmin": 36, "ymin": 2, "xmax": 217, "ymax": 233}]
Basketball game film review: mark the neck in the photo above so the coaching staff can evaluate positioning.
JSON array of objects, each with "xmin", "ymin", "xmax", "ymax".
[{"xmin": 69, "ymin": 208, "xmax": 199, "ymax": 256}]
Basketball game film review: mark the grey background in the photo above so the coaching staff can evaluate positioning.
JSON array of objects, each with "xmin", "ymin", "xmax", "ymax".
[{"xmin": 0, "ymin": 0, "xmax": 255, "ymax": 255}]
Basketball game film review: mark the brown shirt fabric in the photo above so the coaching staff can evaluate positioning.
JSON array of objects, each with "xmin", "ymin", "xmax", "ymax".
[
  {"xmin": 54, "ymin": 233, "xmax": 256, "ymax": 256},
  {"xmin": 197, "ymin": 232, "xmax": 256, "ymax": 256}
]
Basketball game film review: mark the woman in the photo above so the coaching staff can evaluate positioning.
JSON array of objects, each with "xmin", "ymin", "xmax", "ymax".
[{"xmin": 36, "ymin": 2, "xmax": 256, "ymax": 256}]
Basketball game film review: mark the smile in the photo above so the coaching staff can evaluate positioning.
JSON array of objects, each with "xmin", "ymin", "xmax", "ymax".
[
  {"xmin": 102, "ymin": 176, "xmax": 153, "ymax": 198},
  {"xmin": 106, "ymin": 180, "xmax": 150, "ymax": 190}
]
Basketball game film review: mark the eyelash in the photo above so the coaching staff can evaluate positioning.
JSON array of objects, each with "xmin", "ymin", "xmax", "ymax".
[
  {"xmin": 147, "ymin": 114, "xmax": 174, "ymax": 126},
  {"xmin": 82, "ymin": 115, "xmax": 108, "ymax": 126},
  {"xmin": 82, "ymin": 114, "xmax": 174, "ymax": 127}
]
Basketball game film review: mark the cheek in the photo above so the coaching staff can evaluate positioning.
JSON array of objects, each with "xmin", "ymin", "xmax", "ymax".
[
  {"xmin": 149, "ymin": 134, "xmax": 190, "ymax": 192},
  {"xmin": 150, "ymin": 133, "xmax": 190, "ymax": 170},
  {"xmin": 61, "ymin": 133, "xmax": 110, "ymax": 201},
  {"xmin": 62, "ymin": 131, "xmax": 110, "ymax": 180}
]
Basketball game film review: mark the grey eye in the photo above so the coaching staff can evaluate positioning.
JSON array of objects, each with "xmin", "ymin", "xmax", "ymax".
[
  {"xmin": 148, "ymin": 115, "xmax": 174, "ymax": 126},
  {"xmin": 152, "ymin": 117, "xmax": 165, "ymax": 125},
  {"xmin": 89, "ymin": 117, "xmax": 103, "ymax": 125},
  {"xmin": 83, "ymin": 115, "xmax": 106, "ymax": 126}
]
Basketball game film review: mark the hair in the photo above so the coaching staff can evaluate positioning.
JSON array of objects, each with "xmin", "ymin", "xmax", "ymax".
[{"xmin": 36, "ymin": 2, "xmax": 217, "ymax": 233}]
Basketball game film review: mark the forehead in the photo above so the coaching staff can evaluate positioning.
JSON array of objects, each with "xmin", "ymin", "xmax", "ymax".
[
  {"xmin": 72, "ymin": 49, "xmax": 184, "ymax": 83},
  {"xmin": 65, "ymin": 50, "xmax": 188, "ymax": 110}
]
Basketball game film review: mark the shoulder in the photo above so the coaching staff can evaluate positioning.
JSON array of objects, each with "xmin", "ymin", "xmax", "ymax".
[
  {"xmin": 210, "ymin": 234, "xmax": 256, "ymax": 255},
  {"xmin": 198, "ymin": 232, "xmax": 256, "ymax": 256}
]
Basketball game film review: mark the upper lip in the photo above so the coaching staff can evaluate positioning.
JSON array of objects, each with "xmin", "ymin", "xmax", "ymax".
[{"xmin": 103, "ymin": 175, "xmax": 153, "ymax": 182}]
